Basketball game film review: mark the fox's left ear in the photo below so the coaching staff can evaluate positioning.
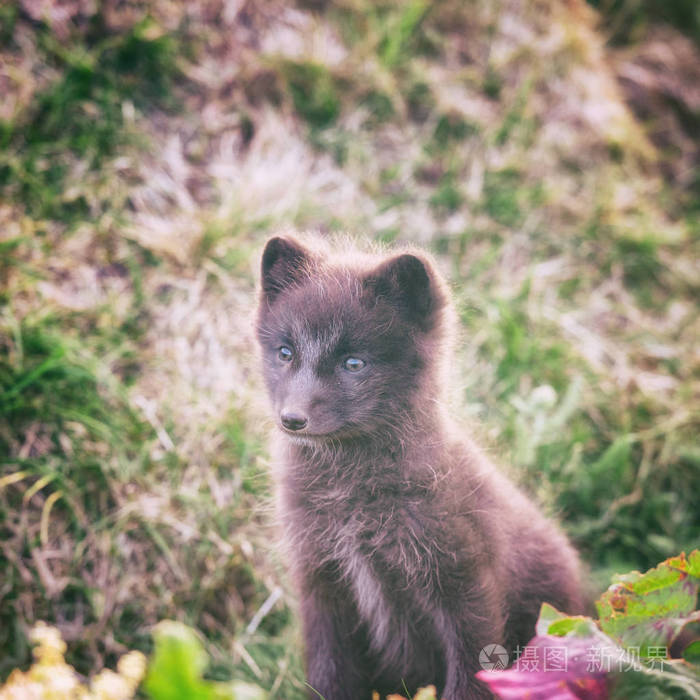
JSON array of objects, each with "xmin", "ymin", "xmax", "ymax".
[
  {"xmin": 261, "ymin": 236, "xmax": 312, "ymax": 302},
  {"xmin": 364, "ymin": 253, "xmax": 445, "ymax": 329}
]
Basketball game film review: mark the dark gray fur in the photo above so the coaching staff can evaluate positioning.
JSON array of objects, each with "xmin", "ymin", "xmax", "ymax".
[{"xmin": 256, "ymin": 236, "xmax": 584, "ymax": 699}]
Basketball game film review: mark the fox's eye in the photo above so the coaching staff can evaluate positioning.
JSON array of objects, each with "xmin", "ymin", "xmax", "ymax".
[
  {"xmin": 278, "ymin": 346, "xmax": 293, "ymax": 362},
  {"xmin": 344, "ymin": 357, "xmax": 365, "ymax": 372}
]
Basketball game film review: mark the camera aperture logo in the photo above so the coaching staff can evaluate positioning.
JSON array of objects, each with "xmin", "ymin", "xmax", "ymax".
[{"xmin": 479, "ymin": 644, "xmax": 509, "ymax": 671}]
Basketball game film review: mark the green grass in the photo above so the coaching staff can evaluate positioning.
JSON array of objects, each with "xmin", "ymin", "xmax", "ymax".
[
  {"xmin": 1, "ymin": 0, "xmax": 698, "ymax": 695},
  {"xmin": 0, "ymin": 320, "xmax": 151, "ymax": 671},
  {"xmin": 587, "ymin": 0, "xmax": 700, "ymax": 45},
  {"xmin": 279, "ymin": 60, "xmax": 342, "ymax": 130}
]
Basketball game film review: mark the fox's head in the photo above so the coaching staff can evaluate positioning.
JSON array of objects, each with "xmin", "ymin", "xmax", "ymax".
[{"xmin": 255, "ymin": 236, "xmax": 448, "ymax": 441}]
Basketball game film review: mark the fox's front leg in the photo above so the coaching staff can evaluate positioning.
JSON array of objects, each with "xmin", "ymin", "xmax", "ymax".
[
  {"xmin": 301, "ymin": 588, "xmax": 373, "ymax": 700},
  {"xmin": 434, "ymin": 609, "xmax": 498, "ymax": 700},
  {"xmin": 441, "ymin": 642, "xmax": 492, "ymax": 700}
]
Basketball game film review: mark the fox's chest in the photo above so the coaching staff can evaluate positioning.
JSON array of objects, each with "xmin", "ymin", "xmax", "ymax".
[
  {"xmin": 294, "ymin": 498, "xmax": 429, "ymax": 617},
  {"xmin": 284, "ymin": 487, "xmax": 446, "ymax": 680}
]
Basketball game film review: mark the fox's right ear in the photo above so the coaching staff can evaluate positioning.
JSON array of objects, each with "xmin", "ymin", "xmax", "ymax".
[
  {"xmin": 363, "ymin": 252, "xmax": 445, "ymax": 330},
  {"xmin": 261, "ymin": 236, "xmax": 311, "ymax": 302}
]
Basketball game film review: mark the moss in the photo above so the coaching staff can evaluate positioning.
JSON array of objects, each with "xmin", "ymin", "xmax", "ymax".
[
  {"xmin": 280, "ymin": 60, "xmax": 341, "ymax": 129},
  {"xmin": 483, "ymin": 168, "xmax": 524, "ymax": 227},
  {"xmin": 406, "ymin": 80, "xmax": 435, "ymax": 122},
  {"xmin": 431, "ymin": 113, "xmax": 478, "ymax": 150},
  {"xmin": 429, "ymin": 174, "xmax": 462, "ymax": 214},
  {"xmin": 360, "ymin": 89, "xmax": 395, "ymax": 125}
]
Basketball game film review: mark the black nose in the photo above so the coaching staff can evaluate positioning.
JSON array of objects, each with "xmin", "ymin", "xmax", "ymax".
[{"xmin": 281, "ymin": 411, "xmax": 308, "ymax": 431}]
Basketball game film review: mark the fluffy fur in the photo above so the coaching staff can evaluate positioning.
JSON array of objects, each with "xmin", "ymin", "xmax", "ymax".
[{"xmin": 255, "ymin": 235, "xmax": 584, "ymax": 700}]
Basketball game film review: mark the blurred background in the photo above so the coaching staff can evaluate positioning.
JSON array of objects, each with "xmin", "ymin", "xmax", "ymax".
[{"xmin": 1, "ymin": 0, "xmax": 698, "ymax": 696}]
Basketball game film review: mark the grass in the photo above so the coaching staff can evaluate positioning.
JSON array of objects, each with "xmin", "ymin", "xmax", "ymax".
[
  {"xmin": 0, "ymin": 16, "xmax": 180, "ymax": 225},
  {"xmin": 280, "ymin": 60, "xmax": 342, "ymax": 130},
  {"xmin": 1, "ymin": 0, "xmax": 698, "ymax": 695},
  {"xmin": 587, "ymin": 0, "xmax": 700, "ymax": 45}
]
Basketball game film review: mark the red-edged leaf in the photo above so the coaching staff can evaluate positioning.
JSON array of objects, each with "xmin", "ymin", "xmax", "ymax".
[{"xmin": 476, "ymin": 634, "xmax": 612, "ymax": 700}]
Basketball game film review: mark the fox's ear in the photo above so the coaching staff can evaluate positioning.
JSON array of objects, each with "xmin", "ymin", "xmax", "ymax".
[
  {"xmin": 364, "ymin": 253, "xmax": 445, "ymax": 328},
  {"xmin": 261, "ymin": 236, "xmax": 311, "ymax": 302}
]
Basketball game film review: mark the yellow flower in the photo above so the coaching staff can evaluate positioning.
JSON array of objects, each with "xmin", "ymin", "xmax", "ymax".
[
  {"xmin": 0, "ymin": 669, "xmax": 43, "ymax": 700},
  {"xmin": 29, "ymin": 622, "xmax": 67, "ymax": 666},
  {"xmin": 116, "ymin": 651, "xmax": 146, "ymax": 687},
  {"xmin": 90, "ymin": 670, "xmax": 132, "ymax": 700},
  {"xmin": 0, "ymin": 623, "xmax": 145, "ymax": 700}
]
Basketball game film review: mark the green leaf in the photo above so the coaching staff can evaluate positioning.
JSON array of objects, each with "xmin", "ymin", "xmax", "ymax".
[
  {"xmin": 144, "ymin": 622, "xmax": 214, "ymax": 700},
  {"xmin": 534, "ymin": 602, "xmax": 564, "ymax": 636},
  {"xmin": 143, "ymin": 621, "xmax": 268, "ymax": 700},
  {"xmin": 597, "ymin": 550, "xmax": 700, "ymax": 657},
  {"xmin": 536, "ymin": 602, "xmax": 599, "ymax": 638}
]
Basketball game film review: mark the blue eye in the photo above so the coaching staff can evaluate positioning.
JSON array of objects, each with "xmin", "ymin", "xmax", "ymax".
[
  {"xmin": 278, "ymin": 346, "xmax": 293, "ymax": 362},
  {"xmin": 344, "ymin": 357, "xmax": 365, "ymax": 372}
]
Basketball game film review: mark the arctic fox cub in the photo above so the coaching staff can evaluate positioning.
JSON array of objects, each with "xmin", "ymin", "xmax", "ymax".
[{"xmin": 256, "ymin": 235, "xmax": 584, "ymax": 699}]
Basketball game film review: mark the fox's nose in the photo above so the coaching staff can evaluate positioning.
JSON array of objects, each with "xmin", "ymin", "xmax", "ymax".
[{"xmin": 281, "ymin": 410, "xmax": 308, "ymax": 431}]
